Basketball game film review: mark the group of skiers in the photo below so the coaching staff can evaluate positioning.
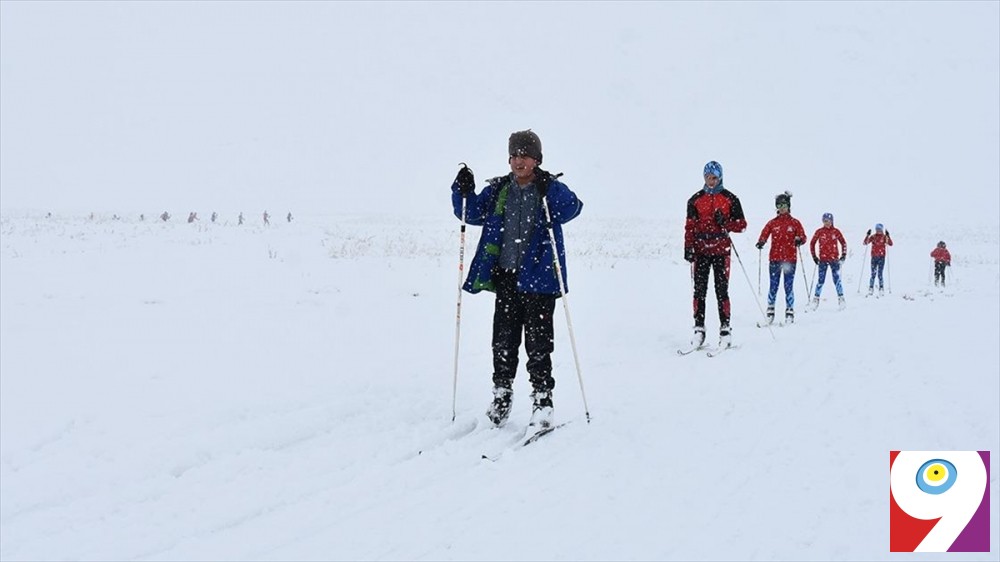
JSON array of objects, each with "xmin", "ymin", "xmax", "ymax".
[
  {"xmin": 147, "ymin": 211, "xmax": 291, "ymax": 225},
  {"xmin": 451, "ymin": 130, "xmax": 953, "ymax": 430},
  {"xmin": 684, "ymin": 165, "xmax": 953, "ymax": 346}
]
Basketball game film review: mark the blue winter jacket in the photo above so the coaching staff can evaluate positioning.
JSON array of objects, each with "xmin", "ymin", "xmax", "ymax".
[{"xmin": 451, "ymin": 170, "xmax": 582, "ymax": 296}]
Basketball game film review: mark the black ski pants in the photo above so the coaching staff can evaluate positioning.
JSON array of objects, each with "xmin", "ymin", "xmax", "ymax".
[
  {"xmin": 692, "ymin": 253, "xmax": 731, "ymax": 329},
  {"xmin": 491, "ymin": 269, "xmax": 556, "ymax": 392},
  {"xmin": 934, "ymin": 261, "xmax": 947, "ymax": 286}
]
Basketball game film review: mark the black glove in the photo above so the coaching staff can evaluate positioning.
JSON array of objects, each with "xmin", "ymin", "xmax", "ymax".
[
  {"xmin": 684, "ymin": 248, "xmax": 695, "ymax": 262},
  {"xmin": 840, "ymin": 254, "xmax": 847, "ymax": 263},
  {"xmin": 794, "ymin": 237, "xmax": 804, "ymax": 247},
  {"xmin": 755, "ymin": 241, "xmax": 765, "ymax": 250},
  {"xmin": 714, "ymin": 209, "xmax": 727, "ymax": 228},
  {"xmin": 813, "ymin": 256, "xmax": 819, "ymax": 264},
  {"xmin": 866, "ymin": 229, "xmax": 872, "ymax": 236},
  {"xmin": 455, "ymin": 165, "xmax": 475, "ymax": 196},
  {"xmin": 535, "ymin": 168, "xmax": 552, "ymax": 198},
  {"xmin": 885, "ymin": 230, "xmax": 890, "ymax": 238}
]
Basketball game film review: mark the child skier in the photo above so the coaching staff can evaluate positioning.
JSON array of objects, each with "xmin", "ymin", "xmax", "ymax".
[
  {"xmin": 808, "ymin": 212, "xmax": 847, "ymax": 309},
  {"xmin": 863, "ymin": 224, "xmax": 893, "ymax": 296},
  {"xmin": 451, "ymin": 130, "xmax": 583, "ymax": 429},
  {"xmin": 756, "ymin": 191, "xmax": 807, "ymax": 324},
  {"xmin": 931, "ymin": 241, "xmax": 951, "ymax": 287}
]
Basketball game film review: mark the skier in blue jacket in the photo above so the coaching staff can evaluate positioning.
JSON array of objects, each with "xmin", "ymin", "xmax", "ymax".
[{"xmin": 451, "ymin": 130, "xmax": 583, "ymax": 429}]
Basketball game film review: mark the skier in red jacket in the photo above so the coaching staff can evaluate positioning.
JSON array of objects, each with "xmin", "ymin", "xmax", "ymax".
[
  {"xmin": 684, "ymin": 160, "xmax": 747, "ymax": 348},
  {"xmin": 808, "ymin": 212, "xmax": 847, "ymax": 310},
  {"xmin": 756, "ymin": 191, "xmax": 807, "ymax": 324},
  {"xmin": 931, "ymin": 241, "xmax": 951, "ymax": 287},
  {"xmin": 863, "ymin": 223, "xmax": 893, "ymax": 296}
]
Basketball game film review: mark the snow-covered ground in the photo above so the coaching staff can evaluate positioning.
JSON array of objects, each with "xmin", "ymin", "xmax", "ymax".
[
  {"xmin": 1, "ymin": 212, "xmax": 996, "ymax": 560},
  {"xmin": 2, "ymin": 1, "xmax": 997, "ymax": 559}
]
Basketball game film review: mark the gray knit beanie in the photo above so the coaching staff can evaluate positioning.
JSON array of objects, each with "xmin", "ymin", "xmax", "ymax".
[{"xmin": 508, "ymin": 130, "xmax": 543, "ymax": 163}]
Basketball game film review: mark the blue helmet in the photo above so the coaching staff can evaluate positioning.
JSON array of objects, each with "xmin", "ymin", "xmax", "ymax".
[
  {"xmin": 703, "ymin": 161, "xmax": 723, "ymax": 180},
  {"xmin": 822, "ymin": 212, "xmax": 834, "ymax": 223},
  {"xmin": 875, "ymin": 223, "xmax": 884, "ymax": 231}
]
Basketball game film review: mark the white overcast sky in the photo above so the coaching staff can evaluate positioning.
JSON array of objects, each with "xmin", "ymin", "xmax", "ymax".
[{"xmin": 1, "ymin": 1, "xmax": 997, "ymax": 224}]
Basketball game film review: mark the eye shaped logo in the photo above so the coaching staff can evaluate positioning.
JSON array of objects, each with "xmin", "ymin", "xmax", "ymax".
[
  {"xmin": 916, "ymin": 459, "xmax": 956, "ymax": 494},
  {"xmin": 890, "ymin": 451, "xmax": 990, "ymax": 552}
]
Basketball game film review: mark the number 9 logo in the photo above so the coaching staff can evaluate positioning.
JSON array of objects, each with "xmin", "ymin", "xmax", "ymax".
[{"xmin": 890, "ymin": 451, "xmax": 990, "ymax": 552}]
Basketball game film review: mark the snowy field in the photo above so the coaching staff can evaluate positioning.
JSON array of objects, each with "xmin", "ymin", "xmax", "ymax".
[
  {"xmin": 1, "ymin": 211, "xmax": 997, "ymax": 561},
  {"xmin": 2, "ymin": 1, "xmax": 998, "ymax": 559}
]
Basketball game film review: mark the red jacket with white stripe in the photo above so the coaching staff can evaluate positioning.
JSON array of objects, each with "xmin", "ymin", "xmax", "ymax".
[
  {"xmin": 810, "ymin": 225, "xmax": 847, "ymax": 262},
  {"xmin": 757, "ymin": 213, "xmax": 807, "ymax": 262},
  {"xmin": 864, "ymin": 232, "xmax": 893, "ymax": 257}
]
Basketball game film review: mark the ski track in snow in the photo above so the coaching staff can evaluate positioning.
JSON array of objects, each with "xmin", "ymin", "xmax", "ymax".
[{"xmin": 0, "ymin": 213, "xmax": 997, "ymax": 561}]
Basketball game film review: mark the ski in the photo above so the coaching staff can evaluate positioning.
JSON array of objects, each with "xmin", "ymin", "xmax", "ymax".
[
  {"xmin": 676, "ymin": 345, "xmax": 706, "ymax": 356},
  {"xmin": 480, "ymin": 422, "xmax": 571, "ymax": 461},
  {"xmin": 706, "ymin": 344, "xmax": 740, "ymax": 357},
  {"xmin": 522, "ymin": 421, "xmax": 571, "ymax": 447}
]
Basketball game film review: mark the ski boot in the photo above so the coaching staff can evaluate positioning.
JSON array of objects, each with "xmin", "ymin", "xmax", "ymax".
[
  {"xmin": 785, "ymin": 308, "xmax": 795, "ymax": 324},
  {"xmin": 719, "ymin": 324, "xmax": 732, "ymax": 348},
  {"xmin": 528, "ymin": 390, "xmax": 553, "ymax": 429},
  {"xmin": 691, "ymin": 326, "xmax": 706, "ymax": 348},
  {"xmin": 867, "ymin": 287, "xmax": 874, "ymax": 297},
  {"xmin": 766, "ymin": 305, "xmax": 775, "ymax": 324},
  {"xmin": 878, "ymin": 287, "xmax": 885, "ymax": 298},
  {"xmin": 486, "ymin": 386, "xmax": 513, "ymax": 426},
  {"xmin": 838, "ymin": 295, "xmax": 846, "ymax": 309},
  {"xmin": 810, "ymin": 296, "xmax": 820, "ymax": 311}
]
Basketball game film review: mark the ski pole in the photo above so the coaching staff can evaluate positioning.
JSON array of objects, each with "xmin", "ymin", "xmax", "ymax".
[
  {"xmin": 810, "ymin": 259, "xmax": 818, "ymax": 299},
  {"xmin": 797, "ymin": 246, "xmax": 812, "ymax": 297},
  {"xmin": 758, "ymin": 248, "xmax": 762, "ymax": 296},
  {"xmin": 729, "ymin": 237, "xmax": 775, "ymax": 340},
  {"xmin": 857, "ymin": 245, "xmax": 868, "ymax": 294},
  {"xmin": 542, "ymin": 197, "xmax": 591, "ymax": 424},
  {"xmin": 451, "ymin": 168, "xmax": 469, "ymax": 422}
]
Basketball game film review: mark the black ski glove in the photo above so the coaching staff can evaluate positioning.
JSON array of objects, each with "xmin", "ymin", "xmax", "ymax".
[
  {"xmin": 885, "ymin": 230, "xmax": 890, "ymax": 238},
  {"xmin": 684, "ymin": 247, "xmax": 695, "ymax": 262},
  {"xmin": 866, "ymin": 229, "xmax": 872, "ymax": 236},
  {"xmin": 794, "ymin": 237, "xmax": 804, "ymax": 247},
  {"xmin": 840, "ymin": 254, "xmax": 847, "ymax": 263},
  {"xmin": 813, "ymin": 256, "xmax": 819, "ymax": 264},
  {"xmin": 714, "ymin": 209, "xmax": 728, "ymax": 228},
  {"xmin": 455, "ymin": 165, "xmax": 475, "ymax": 196},
  {"xmin": 534, "ymin": 168, "xmax": 552, "ymax": 198},
  {"xmin": 755, "ymin": 241, "xmax": 765, "ymax": 250}
]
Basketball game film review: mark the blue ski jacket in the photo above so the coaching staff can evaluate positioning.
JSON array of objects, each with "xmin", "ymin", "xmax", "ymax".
[{"xmin": 451, "ymin": 170, "xmax": 582, "ymax": 296}]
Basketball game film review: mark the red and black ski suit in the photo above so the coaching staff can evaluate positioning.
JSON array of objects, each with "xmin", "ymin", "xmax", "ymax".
[
  {"xmin": 684, "ymin": 187, "xmax": 747, "ymax": 329},
  {"xmin": 931, "ymin": 246, "xmax": 951, "ymax": 286}
]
